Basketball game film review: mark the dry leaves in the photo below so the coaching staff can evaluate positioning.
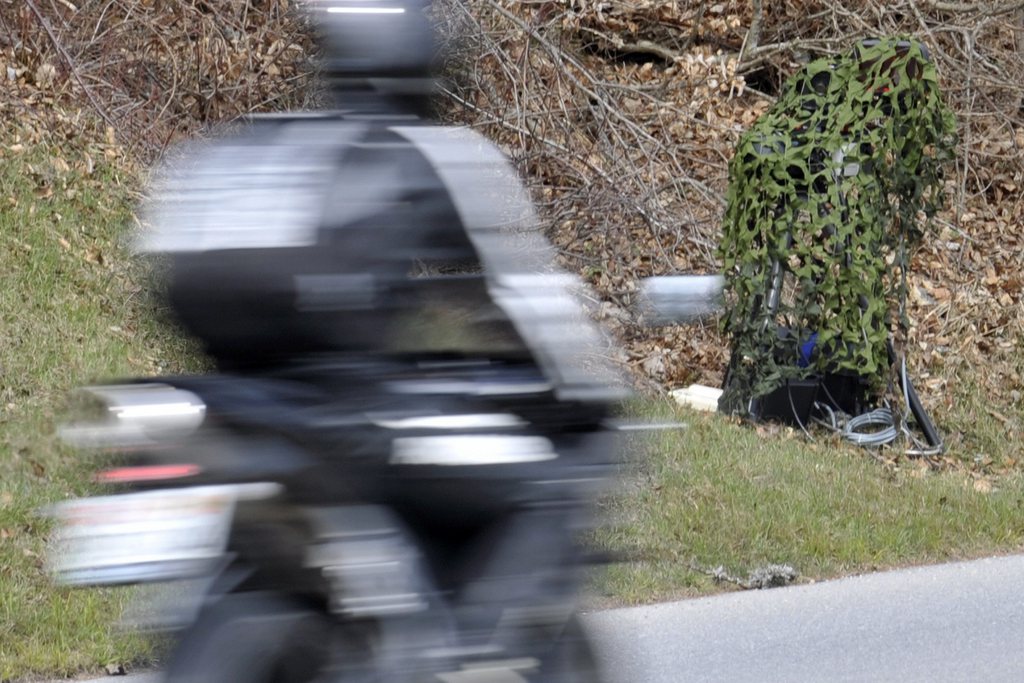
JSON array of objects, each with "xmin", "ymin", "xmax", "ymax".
[
  {"xmin": 0, "ymin": 0, "xmax": 318, "ymax": 159},
  {"xmin": 973, "ymin": 478, "xmax": 994, "ymax": 494},
  {"xmin": 1, "ymin": 0, "xmax": 1022, "ymax": 461}
]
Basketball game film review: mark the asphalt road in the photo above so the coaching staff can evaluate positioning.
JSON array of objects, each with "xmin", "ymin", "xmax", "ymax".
[
  {"xmin": 67, "ymin": 553, "xmax": 1024, "ymax": 683},
  {"xmin": 585, "ymin": 553, "xmax": 1024, "ymax": 682}
]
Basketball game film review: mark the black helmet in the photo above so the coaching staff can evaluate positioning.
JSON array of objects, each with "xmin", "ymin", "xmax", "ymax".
[{"xmin": 301, "ymin": 0, "xmax": 437, "ymax": 113}]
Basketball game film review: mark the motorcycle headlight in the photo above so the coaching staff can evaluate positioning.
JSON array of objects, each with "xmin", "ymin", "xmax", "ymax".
[{"xmin": 58, "ymin": 384, "xmax": 206, "ymax": 449}]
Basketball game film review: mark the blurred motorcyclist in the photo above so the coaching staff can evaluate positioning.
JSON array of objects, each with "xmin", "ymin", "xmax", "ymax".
[{"xmin": 137, "ymin": 0, "xmax": 627, "ymax": 672}]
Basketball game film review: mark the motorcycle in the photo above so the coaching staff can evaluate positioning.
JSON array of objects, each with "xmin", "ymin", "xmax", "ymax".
[{"xmin": 49, "ymin": 355, "xmax": 614, "ymax": 682}]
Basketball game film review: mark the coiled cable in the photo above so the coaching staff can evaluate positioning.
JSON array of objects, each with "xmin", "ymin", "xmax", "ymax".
[{"xmin": 812, "ymin": 401, "xmax": 900, "ymax": 448}]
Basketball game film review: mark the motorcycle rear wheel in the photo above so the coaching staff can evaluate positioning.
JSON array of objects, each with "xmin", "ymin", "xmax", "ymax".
[
  {"xmin": 162, "ymin": 592, "xmax": 364, "ymax": 683},
  {"xmin": 164, "ymin": 592, "xmax": 603, "ymax": 683}
]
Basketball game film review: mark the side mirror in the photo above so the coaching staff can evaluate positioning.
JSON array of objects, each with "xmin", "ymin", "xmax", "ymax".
[{"xmin": 635, "ymin": 275, "xmax": 725, "ymax": 326}]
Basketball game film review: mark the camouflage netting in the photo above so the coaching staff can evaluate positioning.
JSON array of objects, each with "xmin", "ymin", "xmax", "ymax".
[{"xmin": 718, "ymin": 38, "xmax": 957, "ymax": 415}]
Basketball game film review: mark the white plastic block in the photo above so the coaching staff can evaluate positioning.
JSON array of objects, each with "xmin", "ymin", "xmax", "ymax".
[{"xmin": 670, "ymin": 384, "xmax": 723, "ymax": 412}]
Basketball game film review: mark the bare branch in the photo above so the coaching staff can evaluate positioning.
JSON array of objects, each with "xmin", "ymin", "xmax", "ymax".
[
  {"xmin": 741, "ymin": 0, "xmax": 764, "ymax": 62},
  {"xmin": 23, "ymin": 0, "xmax": 118, "ymax": 133},
  {"xmin": 919, "ymin": 0, "xmax": 1024, "ymax": 15}
]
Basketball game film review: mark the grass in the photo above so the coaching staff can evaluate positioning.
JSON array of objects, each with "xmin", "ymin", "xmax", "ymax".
[
  {"xmin": 3, "ymin": 133, "xmax": 1024, "ymax": 680},
  {"xmin": 0, "ymin": 139, "xmax": 200, "ymax": 680},
  {"xmin": 940, "ymin": 358, "xmax": 1024, "ymax": 472},
  {"xmin": 590, "ymin": 399, "xmax": 1024, "ymax": 605}
]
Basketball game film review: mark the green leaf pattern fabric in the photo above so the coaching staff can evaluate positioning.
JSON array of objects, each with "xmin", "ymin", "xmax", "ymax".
[{"xmin": 718, "ymin": 38, "xmax": 957, "ymax": 415}]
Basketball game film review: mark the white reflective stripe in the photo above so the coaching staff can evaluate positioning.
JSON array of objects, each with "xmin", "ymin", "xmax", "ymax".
[
  {"xmin": 387, "ymin": 380, "xmax": 553, "ymax": 396},
  {"xmin": 373, "ymin": 414, "xmax": 525, "ymax": 430},
  {"xmin": 113, "ymin": 403, "xmax": 205, "ymax": 420},
  {"xmin": 435, "ymin": 672, "xmax": 528, "ymax": 683},
  {"xmin": 390, "ymin": 436, "xmax": 556, "ymax": 466},
  {"xmin": 435, "ymin": 658, "xmax": 538, "ymax": 683}
]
